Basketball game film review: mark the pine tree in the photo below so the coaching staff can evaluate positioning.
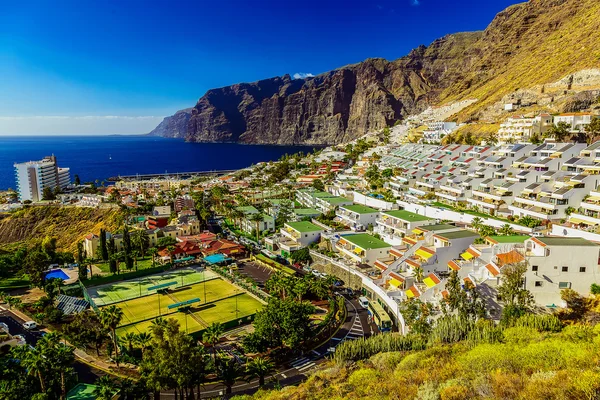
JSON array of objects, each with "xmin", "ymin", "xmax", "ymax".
[
  {"xmin": 107, "ymin": 237, "xmax": 117, "ymax": 274},
  {"xmin": 100, "ymin": 229, "xmax": 109, "ymax": 261},
  {"xmin": 123, "ymin": 225, "xmax": 134, "ymax": 270}
]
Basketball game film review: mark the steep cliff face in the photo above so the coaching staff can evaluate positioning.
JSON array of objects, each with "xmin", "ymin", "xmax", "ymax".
[
  {"xmin": 148, "ymin": 108, "xmax": 192, "ymax": 138},
  {"xmin": 153, "ymin": 0, "xmax": 600, "ymax": 145}
]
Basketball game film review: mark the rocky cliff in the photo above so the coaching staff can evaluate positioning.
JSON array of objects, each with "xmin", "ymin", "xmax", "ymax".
[
  {"xmin": 148, "ymin": 108, "xmax": 192, "ymax": 138},
  {"xmin": 152, "ymin": 0, "xmax": 600, "ymax": 145}
]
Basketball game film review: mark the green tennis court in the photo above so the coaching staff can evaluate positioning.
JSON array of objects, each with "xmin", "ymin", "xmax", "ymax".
[
  {"xmin": 88, "ymin": 267, "xmax": 218, "ymax": 306},
  {"xmin": 115, "ymin": 284, "xmax": 264, "ymax": 337}
]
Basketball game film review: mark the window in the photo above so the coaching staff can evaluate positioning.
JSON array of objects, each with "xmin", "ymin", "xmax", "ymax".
[
  {"xmin": 535, "ymin": 281, "xmax": 543, "ymax": 287},
  {"xmin": 532, "ymin": 265, "xmax": 539, "ymax": 272},
  {"xmin": 561, "ymin": 266, "xmax": 569, "ymax": 272},
  {"xmin": 559, "ymin": 282, "xmax": 571, "ymax": 289},
  {"xmin": 580, "ymin": 267, "xmax": 586, "ymax": 273}
]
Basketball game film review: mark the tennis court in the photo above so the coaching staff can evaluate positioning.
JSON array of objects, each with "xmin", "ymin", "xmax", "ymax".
[
  {"xmin": 88, "ymin": 266, "xmax": 218, "ymax": 306},
  {"xmin": 115, "ymin": 284, "xmax": 264, "ymax": 336}
]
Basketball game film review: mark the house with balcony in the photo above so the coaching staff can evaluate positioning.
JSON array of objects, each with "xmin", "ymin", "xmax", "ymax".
[
  {"xmin": 236, "ymin": 205, "xmax": 275, "ymax": 235},
  {"xmin": 335, "ymin": 233, "xmax": 391, "ymax": 265},
  {"xmin": 468, "ymin": 179, "xmax": 516, "ymax": 214},
  {"xmin": 335, "ymin": 204, "xmax": 379, "ymax": 229},
  {"xmin": 375, "ymin": 210, "xmax": 435, "ymax": 245},
  {"xmin": 510, "ymin": 174, "xmax": 596, "ymax": 221},
  {"xmin": 524, "ymin": 237, "xmax": 600, "ymax": 306},
  {"xmin": 553, "ymin": 113, "xmax": 594, "ymax": 132},
  {"xmin": 497, "ymin": 114, "xmax": 552, "ymax": 143},
  {"xmin": 265, "ymin": 221, "xmax": 323, "ymax": 257},
  {"xmin": 568, "ymin": 189, "xmax": 600, "ymax": 227}
]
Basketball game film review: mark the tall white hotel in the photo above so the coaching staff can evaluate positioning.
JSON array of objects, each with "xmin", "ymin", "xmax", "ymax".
[{"xmin": 14, "ymin": 155, "xmax": 70, "ymax": 202}]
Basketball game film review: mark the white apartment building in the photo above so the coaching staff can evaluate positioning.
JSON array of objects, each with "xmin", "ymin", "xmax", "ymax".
[
  {"xmin": 335, "ymin": 204, "xmax": 379, "ymax": 230},
  {"xmin": 14, "ymin": 155, "xmax": 70, "ymax": 202},
  {"xmin": 553, "ymin": 113, "xmax": 594, "ymax": 131},
  {"xmin": 524, "ymin": 237, "xmax": 600, "ymax": 306},
  {"xmin": 497, "ymin": 114, "xmax": 552, "ymax": 143}
]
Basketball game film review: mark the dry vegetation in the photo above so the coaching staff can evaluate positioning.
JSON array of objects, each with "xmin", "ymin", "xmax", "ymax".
[
  {"xmin": 444, "ymin": 0, "xmax": 600, "ymax": 121},
  {"xmin": 0, "ymin": 206, "xmax": 123, "ymax": 253}
]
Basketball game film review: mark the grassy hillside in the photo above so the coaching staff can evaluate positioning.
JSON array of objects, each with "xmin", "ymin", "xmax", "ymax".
[
  {"xmin": 236, "ymin": 320, "xmax": 600, "ymax": 399},
  {"xmin": 0, "ymin": 206, "xmax": 123, "ymax": 253}
]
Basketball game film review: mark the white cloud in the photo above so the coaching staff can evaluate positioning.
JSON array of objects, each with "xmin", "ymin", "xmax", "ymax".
[
  {"xmin": 0, "ymin": 115, "xmax": 164, "ymax": 135},
  {"xmin": 293, "ymin": 72, "xmax": 315, "ymax": 80}
]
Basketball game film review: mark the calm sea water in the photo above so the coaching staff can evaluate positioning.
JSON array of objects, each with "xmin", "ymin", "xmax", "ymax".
[{"xmin": 0, "ymin": 136, "xmax": 319, "ymax": 190}]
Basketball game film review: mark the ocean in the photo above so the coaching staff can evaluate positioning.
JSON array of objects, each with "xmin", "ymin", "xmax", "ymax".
[{"xmin": 0, "ymin": 135, "xmax": 320, "ymax": 190}]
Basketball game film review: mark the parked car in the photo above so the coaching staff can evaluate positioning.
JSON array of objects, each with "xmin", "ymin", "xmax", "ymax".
[
  {"xmin": 311, "ymin": 270, "xmax": 321, "ymax": 277},
  {"xmin": 23, "ymin": 321, "xmax": 37, "ymax": 330}
]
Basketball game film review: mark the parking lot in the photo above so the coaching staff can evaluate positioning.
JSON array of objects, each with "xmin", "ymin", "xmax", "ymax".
[{"xmin": 236, "ymin": 261, "xmax": 274, "ymax": 289}]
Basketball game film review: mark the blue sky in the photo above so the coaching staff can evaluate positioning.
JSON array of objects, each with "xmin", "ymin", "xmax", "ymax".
[{"xmin": 0, "ymin": 0, "xmax": 519, "ymax": 134}]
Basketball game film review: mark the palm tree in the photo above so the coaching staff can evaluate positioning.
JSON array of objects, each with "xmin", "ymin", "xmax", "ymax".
[
  {"xmin": 471, "ymin": 217, "xmax": 483, "ymax": 232},
  {"xmin": 310, "ymin": 277, "xmax": 331, "ymax": 300},
  {"xmin": 414, "ymin": 266, "xmax": 424, "ymax": 282},
  {"xmin": 94, "ymin": 376, "xmax": 117, "ymax": 400},
  {"xmin": 150, "ymin": 317, "xmax": 168, "ymax": 339},
  {"xmin": 135, "ymin": 332, "xmax": 152, "ymax": 357},
  {"xmin": 99, "ymin": 305, "xmax": 124, "ymax": 366},
  {"xmin": 13, "ymin": 344, "xmax": 47, "ymax": 392},
  {"xmin": 132, "ymin": 229, "xmax": 150, "ymax": 259},
  {"xmin": 149, "ymin": 247, "xmax": 158, "ymax": 267},
  {"xmin": 218, "ymin": 356, "xmax": 243, "ymax": 395},
  {"xmin": 230, "ymin": 209, "xmax": 244, "ymax": 229},
  {"xmin": 499, "ymin": 223, "xmax": 515, "ymax": 236},
  {"xmin": 122, "ymin": 332, "xmax": 137, "ymax": 354},
  {"xmin": 249, "ymin": 213, "xmax": 265, "ymax": 243},
  {"xmin": 246, "ymin": 356, "xmax": 274, "ymax": 387},
  {"xmin": 203, "ymin": 322, "xmax": 224, "ymax": 365}
]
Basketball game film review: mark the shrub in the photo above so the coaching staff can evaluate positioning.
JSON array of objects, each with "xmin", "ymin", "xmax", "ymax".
[{"xmin": 333, "ymin": 334, "xmax": 426, "ymax": 363}]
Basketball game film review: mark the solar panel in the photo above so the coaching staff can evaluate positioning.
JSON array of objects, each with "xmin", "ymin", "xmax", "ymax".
[{"xmin": 56, "ymin": 295, "xmax": 89, "ymax": 315}]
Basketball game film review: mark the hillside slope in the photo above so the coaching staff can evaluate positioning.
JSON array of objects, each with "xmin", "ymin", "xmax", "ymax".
[
  {"xmin": 153, "ymin": 0, "xmax": 600, "ymax": 145},
  {"xmin": 0, "ymin": 206, "xmax": 123, "ymax": 253}
]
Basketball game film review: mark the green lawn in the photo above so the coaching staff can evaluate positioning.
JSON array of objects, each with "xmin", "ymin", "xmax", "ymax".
[{"xmin": 0, "ymin": 275, "xmax": 31, "ymax": 289}]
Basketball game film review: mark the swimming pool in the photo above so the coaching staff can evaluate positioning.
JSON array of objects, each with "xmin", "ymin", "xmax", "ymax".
[{"xmin": 45, "ymin": 269, "xmax": 70, "ymax": 281}]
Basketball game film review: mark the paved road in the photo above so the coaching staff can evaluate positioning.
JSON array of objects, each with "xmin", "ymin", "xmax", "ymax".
[{"xmin": 0, "ymin": 306, "xmax": 104, "ymax": 384}]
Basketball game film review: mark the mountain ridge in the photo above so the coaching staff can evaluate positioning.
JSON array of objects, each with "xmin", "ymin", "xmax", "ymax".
[{"xmin": 148, "ymin": 0, "xmax": 600, "ymax": 144}]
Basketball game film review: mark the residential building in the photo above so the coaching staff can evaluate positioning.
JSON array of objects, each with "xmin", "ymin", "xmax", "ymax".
[
  {"xmin": 375, "ymin": 210, "xmax": 435, "ymax": 245},
  {"xmin": 335, "ymin": 204, "xmax": 379, "ymax": 230},
  {"xmin": 14, "ymin": 155, "xmax": 70, "ymax": 202},
  {"xmin": 335, "ymin": 233, "xmax": 391, "ymax": 265},
  {"xmin": 524, "ymin": 237, "xmax": 600, "ymax": 306},
  {"xmin": 553, "ymin": 113, "xmax": 594, "ymax": 131},
  {"xmin": 497, "ymin": 114, "xmax": 552, "ymax": 143},
  {"xmin": 265, "ymin": 221, "xmax": 323, "ymax": 257},
  {"xmin": 174, "ymin": 196, "xmax": 195, "ymax": 212}
]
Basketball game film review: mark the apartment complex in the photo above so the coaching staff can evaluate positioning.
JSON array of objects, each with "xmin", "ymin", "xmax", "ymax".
[{"xmin": 14, "ymin": 155, "xmax": 70, "ymax": 202}]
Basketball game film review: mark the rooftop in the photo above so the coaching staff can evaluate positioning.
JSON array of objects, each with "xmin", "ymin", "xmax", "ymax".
[
  {"xmin": 417, "ymin": 224, "xmax": 457, "ymax": 232},
  {"xmin": 341, "ymin": 204, "xmax": 379, "ymax": 214},
  {"xmin": 383, "ymin": 209, "xmax": 433, "ymax": 222},
  {"xmin": 294, "ymin": 208, "xmax": 321, "ymax": 215},
  {"xmin": 286, "ymin": 221, "xmax": 322, "ymax": 233},
  {"xmin": 342, "ymin": 233, "xmax": 390, "ymax": 250},
  {"xmin": 436, "ymin": 230, "xmax": 480, "ymax": 240},
  {"xmin": 486, "ymin": 235, "xmax": 530, "ymax": 244},
  {"xmin": 535, "ymin": 237, "xmax": 598, "ymax": 247}
]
